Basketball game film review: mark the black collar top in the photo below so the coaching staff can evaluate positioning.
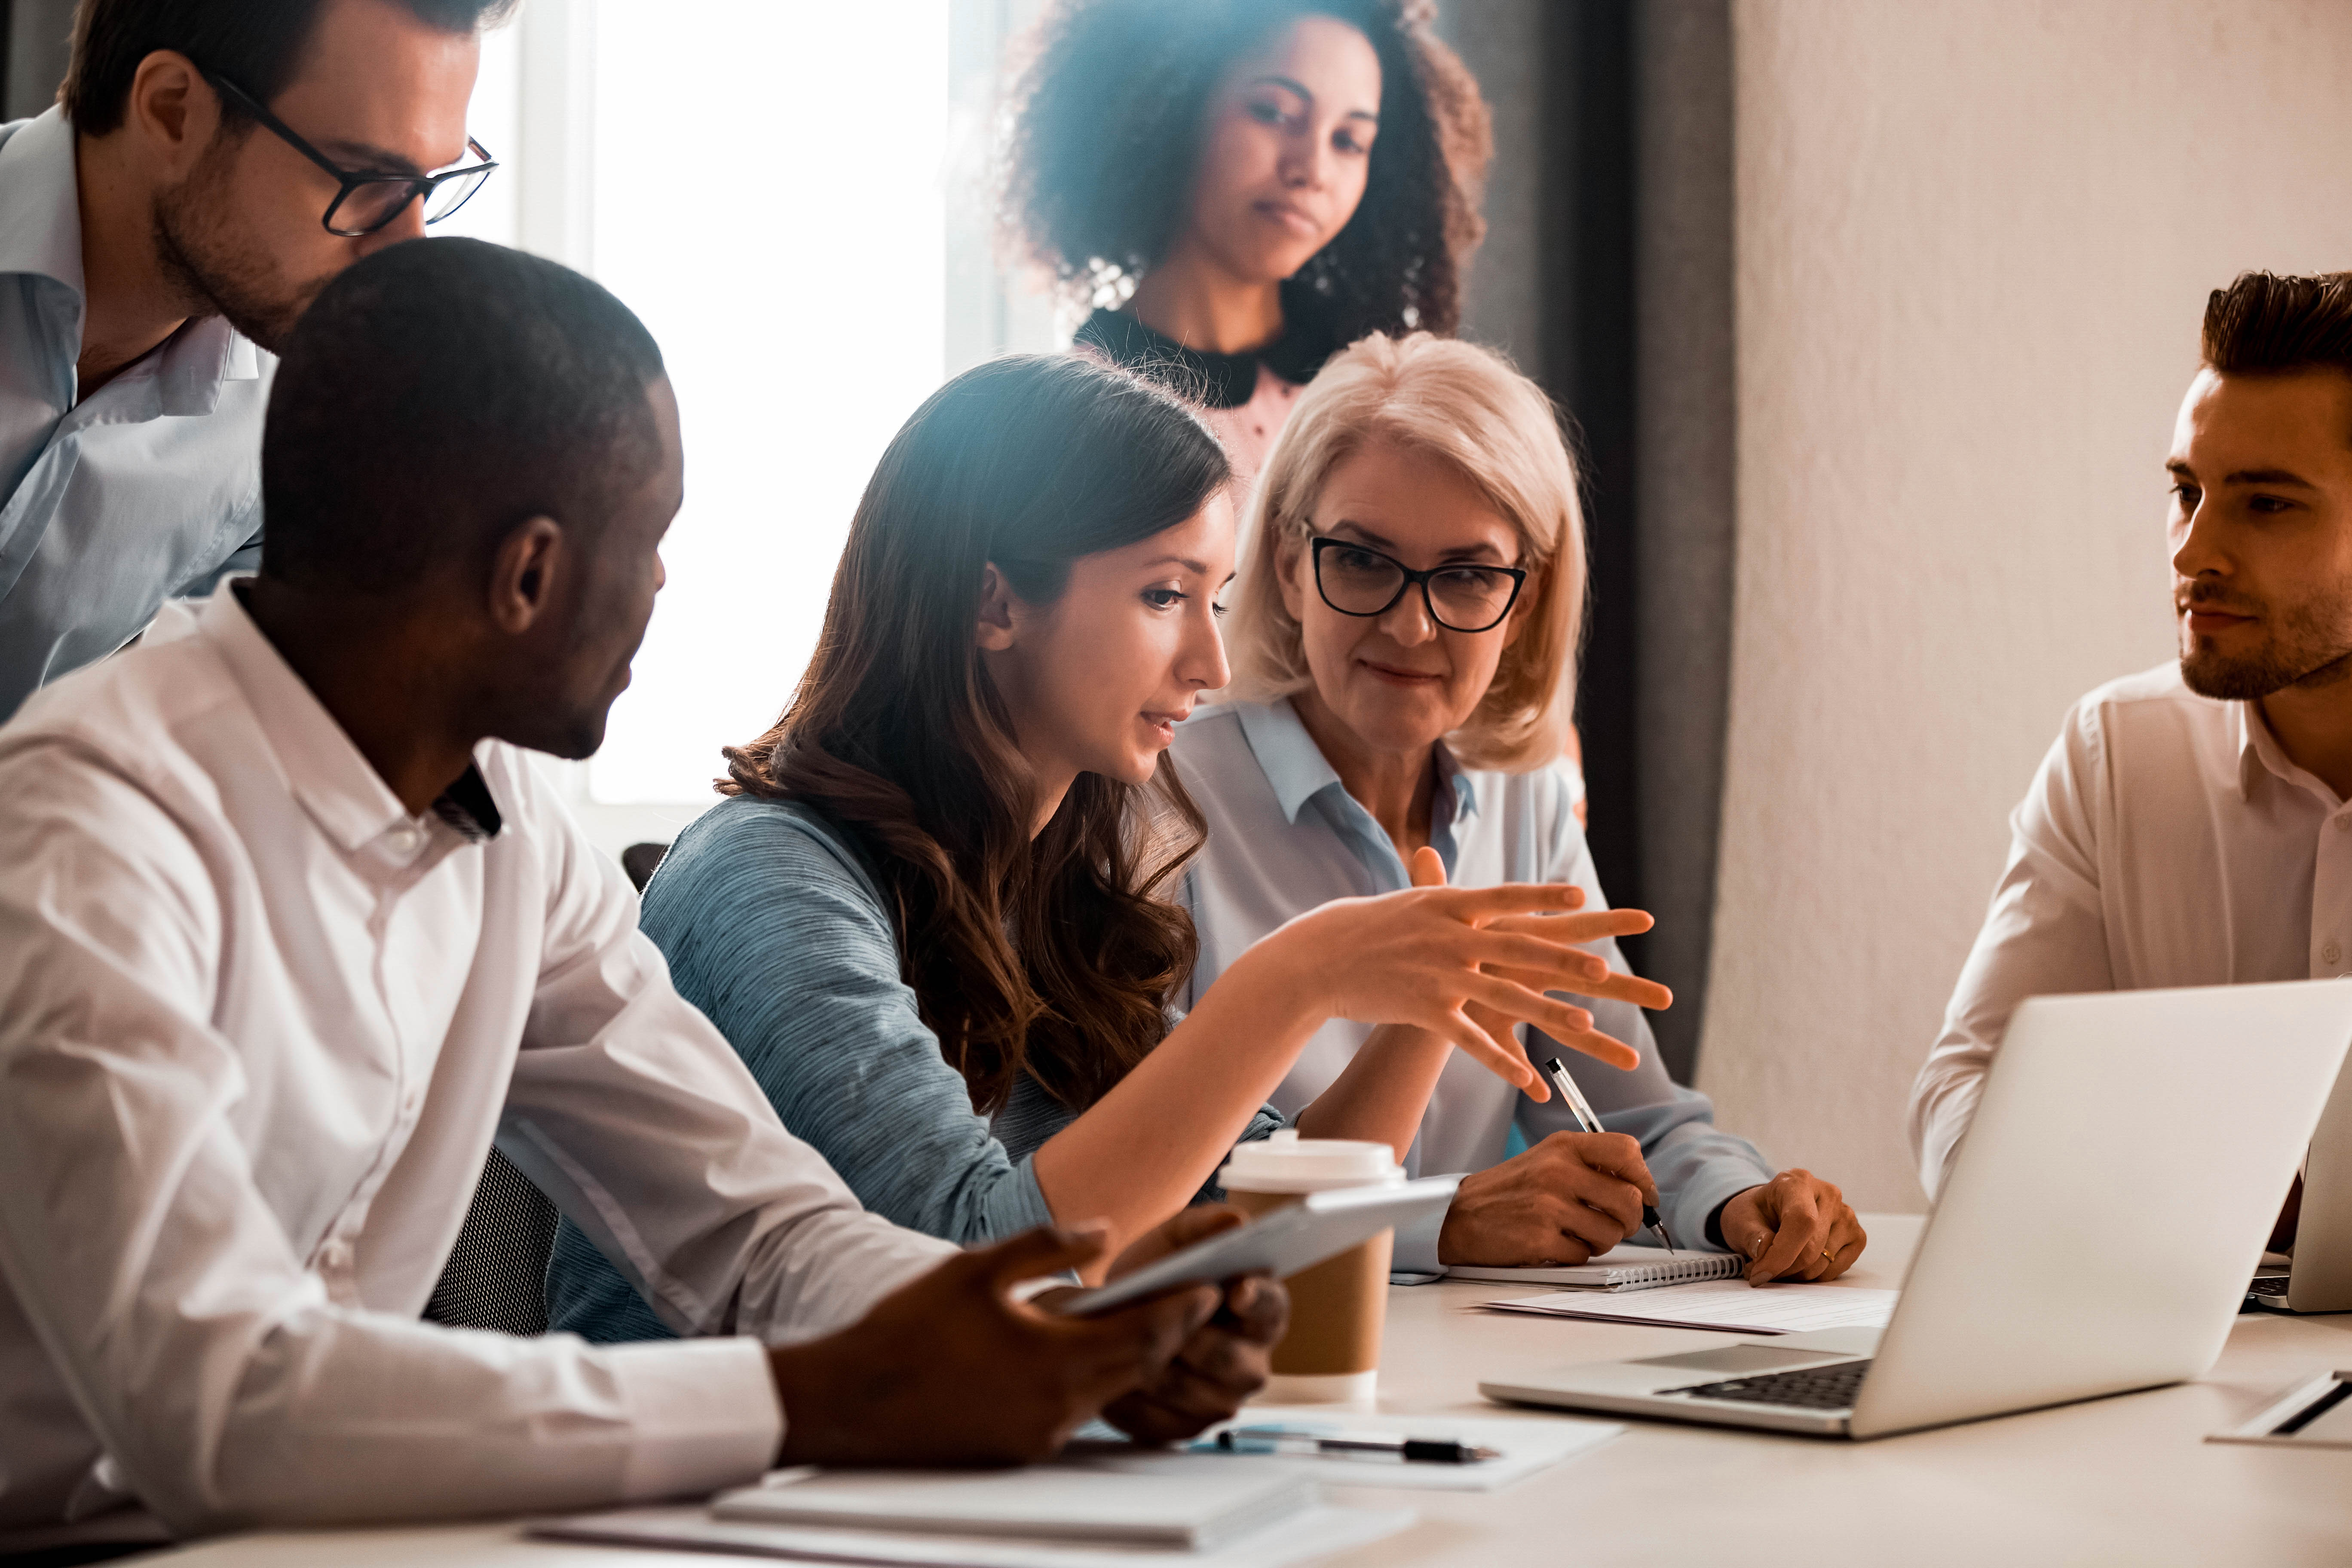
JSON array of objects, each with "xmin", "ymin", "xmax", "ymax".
[{"xmin": 1075, "ymin": 282, "xmax": 1341, "ymax": 410}]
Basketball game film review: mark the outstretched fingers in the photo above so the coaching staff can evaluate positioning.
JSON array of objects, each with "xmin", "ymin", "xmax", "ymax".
[
  {"xmin": 1467, "ymin": 929, "xmax": 1615, "ymax": 985},
  {"xmin": 1427, "ymin": 1007, "xmax": 1541, "ymax": 1090},
  {"xmin": 1461, "ymin": 974, "xmax": 1641, "ymax": 1070},
  {"xmin": 1570, "ymin": 971, "xmax": 1675, "ymax": 1011},
  {"xmin": 1478, "ymin": 959, "xmax": 1673, "ymax": 1014},
  {"xmin": 1479, "ymin": 908, "xmax": 1656, "ymax": 946},
  {"xmin": 1448, "ymin": 880, "xmax": 1602, "ymax": 921}
]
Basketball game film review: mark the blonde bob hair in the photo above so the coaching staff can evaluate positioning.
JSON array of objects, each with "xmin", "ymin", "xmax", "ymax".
[{"xmin": 1223, "ymin": 331, "xmax": 1586, "ymax": 772}]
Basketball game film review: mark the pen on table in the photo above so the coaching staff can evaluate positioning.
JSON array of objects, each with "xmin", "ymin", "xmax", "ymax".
[
  {"xmin": 1215, "ymin": 1426, "xmax": 1500, "ymax": 1464},
  {"xmin": 1543, "ymin": 1056, "xmax": 1677, "ymax": 1253}
]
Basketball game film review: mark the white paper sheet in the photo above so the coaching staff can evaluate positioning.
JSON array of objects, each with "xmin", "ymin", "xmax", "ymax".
[
  {"xmin": 1188, "ymin": 1406, "xmax": 1620, "ymax": 1492},
  {"xmin": 1483, "ymin": 1280, "xmax": 1897, "ymax": 1335},
  {"xmin": 530, "ymin": 1502, "xmax": 1414, "ymax": 1567}
]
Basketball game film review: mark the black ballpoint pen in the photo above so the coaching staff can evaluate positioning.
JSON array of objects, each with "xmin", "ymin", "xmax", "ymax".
[
  {"xmin": 1216, "ymin": 1427, "xmax": 1501, "ymax": 1464},
  {"xmin": 1543, "ymin": 1056, "xmax": 1677, "ymax": 1252}
]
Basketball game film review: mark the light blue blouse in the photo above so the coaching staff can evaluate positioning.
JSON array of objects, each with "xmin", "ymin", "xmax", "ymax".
[
  {"xmin": 1171, "ymin": 698, "xmax": 1775, "ymax": 1270},
  {"xmin": 545, "ymin": 793, "xmax": 1282, "ymax": 1343}
]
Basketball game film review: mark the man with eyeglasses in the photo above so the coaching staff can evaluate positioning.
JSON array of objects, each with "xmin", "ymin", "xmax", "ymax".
[{"xmin": 0, "ymin": 0, "xmax": 504, "ymax": 723}]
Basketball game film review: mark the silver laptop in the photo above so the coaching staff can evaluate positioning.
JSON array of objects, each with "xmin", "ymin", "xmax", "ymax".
[
  {"xmin": 1480, "ymin": 981, "xmax": 2352, "ymax": 1439},
  {"xmin": 2246, "ymin": 1041, "xmax": 2352, "ymax": 1314}
]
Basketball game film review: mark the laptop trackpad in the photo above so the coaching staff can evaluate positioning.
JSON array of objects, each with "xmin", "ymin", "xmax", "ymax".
[{"xmin": 1629, "ymin": 1345, "xmax": 1855, "ymax": 1375}]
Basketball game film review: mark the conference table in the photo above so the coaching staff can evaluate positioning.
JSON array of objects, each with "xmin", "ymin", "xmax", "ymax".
[{"xmin": 148, "ymin": 1215, "xmax": 2352, "ymax": 1567}]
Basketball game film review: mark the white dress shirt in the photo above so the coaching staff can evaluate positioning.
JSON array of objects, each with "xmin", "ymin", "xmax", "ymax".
[
  {"xmin": 1909, "ymin": 662, "xmax": 2352, "ymax": 1196},
  {"xmin": 0, "ymin": 108, "xmax": 269, "ymax": 723},
  {"xmin": 1172, "ymin": 699, "xmax": 1773, "ymax": 1269},
  {"xmin": 0, "ymin": 584, "xmax": 954, "ymax": 1538}
]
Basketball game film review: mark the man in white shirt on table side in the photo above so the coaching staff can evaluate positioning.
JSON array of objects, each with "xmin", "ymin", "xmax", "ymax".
[
  {"xmin": 0, "ymin": 236, "xmax": 1283, "ymax": 1549},
  {"xmin": 0, "ymin": 0, "xmax": 516, "ymax": 723},
  {"xmin": 1910, "ymin": 269, "xmax": 2352, "ymax": 1256}
]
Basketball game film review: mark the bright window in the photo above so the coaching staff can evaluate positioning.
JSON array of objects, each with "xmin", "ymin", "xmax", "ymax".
[
  {"xmin": 586, "ymin": 2, "xmax": 952, "ymax": 804},
  {"xmin": 452, "ymin": 1, "xmax": 1053, "ymax": 839}
]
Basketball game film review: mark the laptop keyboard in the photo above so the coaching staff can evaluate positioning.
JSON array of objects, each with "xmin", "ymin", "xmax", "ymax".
[
  {"xmin": 2246, "ymin": 1275, "xmax": 2291, "ymax": 1299},
  {"xmin": 1672, "ymin": 1358, "xmax": 1872, "ymax": 1411}
]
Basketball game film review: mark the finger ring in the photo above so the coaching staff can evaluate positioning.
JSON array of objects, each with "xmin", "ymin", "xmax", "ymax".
[{"xmin": 1820, "ymin": 1248, "xmax": 1833, "ymax": 1261}]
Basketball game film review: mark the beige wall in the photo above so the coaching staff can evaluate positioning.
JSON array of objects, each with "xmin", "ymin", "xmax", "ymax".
[{"xmin": 1698, "ymin": 0, "xmax": 2352, "ymax": 1212}]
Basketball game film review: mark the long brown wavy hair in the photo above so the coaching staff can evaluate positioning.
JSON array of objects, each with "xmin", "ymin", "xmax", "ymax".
[{"xmin": 722, "ymin": 354, "xmax": 1233, "ymax": 1115}]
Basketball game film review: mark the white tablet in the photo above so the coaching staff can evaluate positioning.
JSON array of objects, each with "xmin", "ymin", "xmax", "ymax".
[{"xmin": 1056, "ymin": 1176, "xmax": 1460, "ymax": 1317}]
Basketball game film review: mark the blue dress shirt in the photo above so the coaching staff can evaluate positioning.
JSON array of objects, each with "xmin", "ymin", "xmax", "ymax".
[
  {"xmin": 0, "ymin": 109, "xmax": 270, "ymax": 721},
  {"xmin": 1172, "ymin": 698, "xmax": 1775, "ymax": 1269}
]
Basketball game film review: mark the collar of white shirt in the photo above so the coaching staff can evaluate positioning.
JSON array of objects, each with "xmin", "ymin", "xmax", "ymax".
[
  {"xmin": 0, "ymin": 106, "xmax": 261, "ymax": 413},
  {"xmin": 191, "ymin": 581, "xmax": 502, "ymax": 850},
  {"xmin": 1230, "ymin": 694, "xmax": 1480, "ymax": 828},
  {"xmin": 2233, "ymin": 693, "xmax": 2343, "ymax": 809}
]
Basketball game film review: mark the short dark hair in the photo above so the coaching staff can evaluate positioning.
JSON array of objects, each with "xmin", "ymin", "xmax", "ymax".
[
  {"xmin": 1000, "ymin": 0, "xmax": 1490, "ymax": 341},
  {"xmin": 2202, "ymin": 271, "xmax": 2352, "ymax": 383},
  {"xmin": 261, "ymin": 238, "xmax": 666, "ymax": 595},
  {"xmin": 61, "ymin": 0, "xmax": 515, "ymax": 136}
]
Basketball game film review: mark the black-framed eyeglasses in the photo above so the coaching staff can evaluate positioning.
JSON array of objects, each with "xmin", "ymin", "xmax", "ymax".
[
  {"xmin": 201, "ymin": 69, "xmax": 497, "ymax": 238},
  {"xmin": 1309, "ymin": 535, "xmax": 1528, "ymax": 634}
]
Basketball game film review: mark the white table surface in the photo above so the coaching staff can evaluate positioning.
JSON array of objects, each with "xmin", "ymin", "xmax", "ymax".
[{"xmin": 145, "ymin": 1215, "xmax": 2352, "ymax": 1567}]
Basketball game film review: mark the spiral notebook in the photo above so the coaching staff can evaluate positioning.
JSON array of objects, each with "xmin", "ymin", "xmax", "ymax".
[{"xmin": 1439, "ymin": 1244, "xmax": 1741, "ymax": 1292}]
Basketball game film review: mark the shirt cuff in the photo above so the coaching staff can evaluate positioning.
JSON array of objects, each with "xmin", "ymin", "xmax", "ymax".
[
  {"xmin": 612, "ymin": 1337, "xmax": 782, "ymax": 1501},
  {"xmin": 1667, "ymin": 1165, "xmax": 1769, "ymax": 1256},
  {"xmin": 1390, "ymin": 1200, "xmax": 1447, "ymax": 1274}
]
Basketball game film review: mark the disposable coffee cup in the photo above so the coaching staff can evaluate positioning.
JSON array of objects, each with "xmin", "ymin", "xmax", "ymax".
[{"xmin": 1218, "ymin": 1129, "xmax": 1406, "ymax": 1404}]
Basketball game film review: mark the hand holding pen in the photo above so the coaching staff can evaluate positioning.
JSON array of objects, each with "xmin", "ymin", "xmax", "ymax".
[{"xmin": 1543, "ymin": 1057, "xmax": 1677, "ymax": 1253}]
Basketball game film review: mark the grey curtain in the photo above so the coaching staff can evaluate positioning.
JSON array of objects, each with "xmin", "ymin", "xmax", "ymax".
[
  {"xmin": 1442, "ymin": 0, "xmax": 1735, "ymax": 1085},
  {"xmin": 4, "ymin": 0, "xmax": 74, "ymax": 122}
]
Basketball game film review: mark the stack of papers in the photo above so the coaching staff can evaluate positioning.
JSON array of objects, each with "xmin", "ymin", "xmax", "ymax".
[
  {"xmin": 711, "ymin": 1461, "xmax": 1312, "ymax": 1549},
  {"xmin": 530, "ymin": 1451, "xmax": 1414, "ymax": 1567},
  {"xmin": 1484, "ymin": 1280, "xmax": 1898, "ymax": 1334},
  {"xmin": 533, "ymin": 1503, "xmax": 1414, "ymax": 1567}
]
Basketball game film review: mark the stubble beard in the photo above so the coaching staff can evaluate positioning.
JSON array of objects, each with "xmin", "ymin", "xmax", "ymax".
[
  {"xmin": 2179, "ymin": 579, "xmax": 2352, "ymax": 701},
  {"xmin": 150, "ymin": 147, "xmax": 324, "ymax": 355}
]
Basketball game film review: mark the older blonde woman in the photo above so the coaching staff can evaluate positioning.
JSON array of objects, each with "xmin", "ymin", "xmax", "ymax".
[{"xmin": 1173, "ymin": 333, "xmax": 1865, "ymax": 1283}]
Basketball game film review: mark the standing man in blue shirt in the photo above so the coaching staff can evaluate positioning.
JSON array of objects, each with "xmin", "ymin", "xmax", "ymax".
[{"xmin": 0, "ymin": 0, "xmax": 506, "ymax": 719}]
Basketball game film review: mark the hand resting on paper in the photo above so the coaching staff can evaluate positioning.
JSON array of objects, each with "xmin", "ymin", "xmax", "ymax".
[
  {"xmin": 767, "ymin": 1208, "xmax": 1287, "ymax": 1466},
  {"xmin": 1719, "ymin": 1170, "xmax": 1868, "ymax": 1284}
]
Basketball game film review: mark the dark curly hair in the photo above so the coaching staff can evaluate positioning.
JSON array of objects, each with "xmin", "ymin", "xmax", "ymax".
[{"xmin": 1000, "ymin": 0, "xmax": 1491, "ymax": 341}]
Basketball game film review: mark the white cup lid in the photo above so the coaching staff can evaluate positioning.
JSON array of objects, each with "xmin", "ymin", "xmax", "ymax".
[{"xmin": 1219, "ymin": 1129, "xmax": 1405, "ymax": 1193}]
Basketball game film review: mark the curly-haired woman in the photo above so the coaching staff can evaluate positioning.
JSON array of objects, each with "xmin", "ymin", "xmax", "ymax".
[{"xmin": 1000, "ymin": 0, "xmax": 1490, "ymax": 495}]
